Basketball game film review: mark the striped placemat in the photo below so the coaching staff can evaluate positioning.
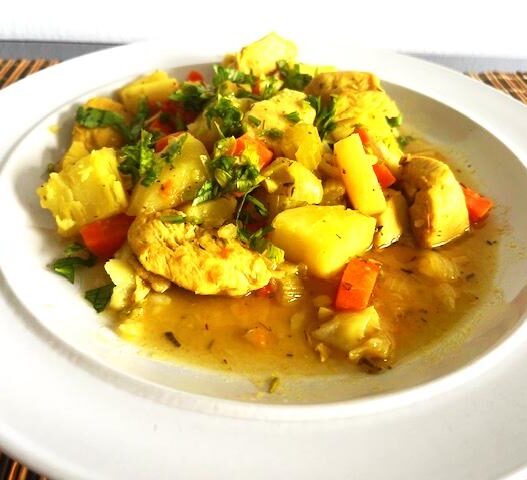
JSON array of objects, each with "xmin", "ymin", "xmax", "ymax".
[{"xmin": 0, "ymin": 59, "xmax": 526, "ymax": 480}]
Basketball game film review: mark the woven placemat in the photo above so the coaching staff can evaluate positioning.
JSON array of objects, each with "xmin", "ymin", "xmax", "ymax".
[{"xmin": 0, "ymin": 59, "xmax": 526, "ymax": 480}]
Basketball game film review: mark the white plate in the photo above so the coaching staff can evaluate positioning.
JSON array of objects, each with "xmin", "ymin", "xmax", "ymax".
[{"xmin": 0, "ymin": 38, "xmax": 527, "ymax": 479}]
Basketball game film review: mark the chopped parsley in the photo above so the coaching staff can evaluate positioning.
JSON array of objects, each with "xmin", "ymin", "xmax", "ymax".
[
  {"xmin": 119, "ymin": 129, "xmax": 156, "ymax": 186},
  {"xmin": 263, "ymin": 128, "xmax": 283, "ymax": 139},
  {"xmin": 386, "ymin": 114, "xmax": 403, "ymax": 127},
  {"xmin": 205, "ymin": 96, "xmax": 244, "ymax": 138},
  {"xmin": 276, "ymin": 60, "xmax": 312, "ymax": 91},
  {"xmin": 248, "ymin": 115, "xmax": 262, "ymax": 127},
  {"xmin": 212, "ymin": 65, "xmax": 255, "ymax": 87},
  {"xmin": 160, "ymin": 133, "xmax": 187, "ymax": 163},
  {"xmin": 307, "ymin": 94, "xmax": 337, "ymax": 140},
  {"xmin": 285, "ymin": 111, "xmax": 300, "ymax": 123},
  {"xmin": 169, "ymin": 82, "xmax": 214, "ymax": 113},
  {"xmin": 76, "ymin": 98, "xmax": 149, "ymax": 144},
  {"xmin": 85, "ymin": 284, "xmax": 114, "ymax": 313},
  {"xmin": 159, "ymin": 214, "xmax": 186, "ymax": 224},
  {"xmin": 50, "ymin": 244, "xmax": 96, "ymax": 284},
  {"xmin": 246, "ymin": 194, "xmax": 268, "ymax": 218}
]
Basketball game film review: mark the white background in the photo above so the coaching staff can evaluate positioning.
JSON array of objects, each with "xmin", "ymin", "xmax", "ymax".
[{"xmin": 1, "ymin": 0, "xmax": 524, "ymax": 57}]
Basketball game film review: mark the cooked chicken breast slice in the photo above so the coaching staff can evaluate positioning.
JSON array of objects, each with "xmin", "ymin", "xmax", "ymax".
[
  {"xmin": 127, "ymin": 210, "xmax": 273, "ymax": 296},
  {"xmin": 400, "ymin": 155, "xmax": 469, "ymax": 248}
]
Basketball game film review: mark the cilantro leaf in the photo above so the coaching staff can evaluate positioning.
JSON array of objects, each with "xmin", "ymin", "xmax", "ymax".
[
  {"xmin": 307, "ymin": 94, "xmax": 337, "ymax": 141},
  {"xmin": 276, "ymin": 60, "xmax": 313, "ymax": 91},
  {"xmin": 246, "ymin": 194, "xmax": 268, "ymax": 218},
  {"xmin": 169, "ymin": 82, "xmax": 214, "ymax": 113},
  {"xmin": 76, "ymin": 106, "xmax": 129, "ymax": 139},
  {"xmin": 212, "ymin": 65, "xmax": 255, "ymax": 87},
  {"xmin": 160, "ymin": 133, "xmax": 187, "ymax": 163},
  {"xmin": 85, "ymin": 284, "xmax": 114, "ymax": 313},
  {"xmin": 205, "ymin": 96, "xmax": 244, "ymax": 138},
  {"xmin": 50, "ymin": 245, "xmax": 97, "ymax": 284},
  {"xmin": 119, "ymin": 129, "xmax": 156, "ymax": 186}
]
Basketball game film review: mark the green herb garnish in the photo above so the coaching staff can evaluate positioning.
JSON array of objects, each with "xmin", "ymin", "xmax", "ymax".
[
  {"xmin": 263, "ymin": 128, "xmax": 283, "ymax": 139},
  {"xmin": 246, "ymin": 194, "xmax": 268, "ymax": 217},
  {"xmin": 276, "ymin": 60, "xmax": 312, "ymax": 91},
  {"xmin": 205, "ymin": 96, "xmax": 244, "ymax": 138},
  {"xmin": 212, "ymin": 65, "xmax": 255, "ymax": 87},
  {"xmin": 85, "ymin": 284, "xmax": 114, "ymax": 313},
  {"xmin": 386, "ymin": 114, "xmax": 403, "ymax": 127},
  {"xmin": 307, "ymin": 94, "xmax": 337, "ymax": 140},
  {"xmin": 50, "ymin": 244, "xmax": 96, "ymax": 284},
  {"xmin": 268, "ymin": 376, "xmax": 280, "ymax": 393},
  {"xmin": 285, "ymin": 111, "xmax": 300, "ymax": 123},
  {"xmin": 248, "ymin": 115, "xmax": 262, "ymax": 127},
  {"xmin": 119, "ymin": 129, "xmax": 156, "ymax": 186},
  {"xmin": 159, "ymin": 214, "xmax": 186, "ymax": 224},
  {"xmin": 76, "ymin": 107, "xmax": 129, "ymax": 138},
  {"xmin": 160, "ymin": 133, "xmax": 187, "ymax": 163},
  {"xmin": 169, "ymin": 82, "xmax": 214, "ymax": 113}
]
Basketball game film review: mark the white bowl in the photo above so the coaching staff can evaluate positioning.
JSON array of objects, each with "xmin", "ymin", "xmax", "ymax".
[{"xmin": 0, "ymin": 40, "xmax": 526, "ymax": 479}]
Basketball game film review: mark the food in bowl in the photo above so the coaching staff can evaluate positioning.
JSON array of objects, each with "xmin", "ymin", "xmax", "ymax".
[{"xmin": 37, "ymin": 33, "xmax": 496, "ymax": 379}]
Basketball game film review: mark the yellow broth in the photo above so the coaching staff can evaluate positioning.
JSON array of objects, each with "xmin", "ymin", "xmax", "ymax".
[{"xmin": 114, "ymin": 140, "xmax": 501, "ymax": 378}]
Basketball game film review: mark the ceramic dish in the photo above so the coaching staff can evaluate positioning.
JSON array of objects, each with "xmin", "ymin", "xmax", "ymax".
[{"xmin": 0, "ymin": 38, "xmax": 526, "ymax": 479}]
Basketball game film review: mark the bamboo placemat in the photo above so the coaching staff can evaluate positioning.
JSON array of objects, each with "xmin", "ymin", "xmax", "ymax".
[{"xmin": 0, "ymin": 58, "xmax": 526, "ymax": 480}]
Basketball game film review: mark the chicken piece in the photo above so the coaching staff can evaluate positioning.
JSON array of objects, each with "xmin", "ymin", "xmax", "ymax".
[
  {"xmin": 227, "ymin": 32, "xmax": 298, "ymax": 77},
  {"xmin": 305, "ymin": 71, "xmax": 383, "ymax": 99},
  {"xmin": 400, "ymin": 155, "xmax": 469, "ymax": 248},
  {"xmin": 127, "ymin": 211, "xmax": 273, "ymax": 296}
]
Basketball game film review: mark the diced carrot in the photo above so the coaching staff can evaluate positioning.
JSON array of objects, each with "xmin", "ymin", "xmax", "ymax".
[
  {"xmin": 233, "ymin": 133, "xmax": 274, "ymax": 168},
  {"xmin": 244, "ymin": 325, "xmax": 273, "ymax": 348},
  {"xmin": 462, "ymin": 185, "xmax": 494, "ymax": 223},
  {"xmin": 187, "ymin": 70, "xmax": 204, "ymax": 82},
  {"xmin": 219, "ymin": 247, "xmax": 231, "ymax": 259},
  {"xmin": 155, "ymin": 131, "xmax": 186, "ymax": 152},
  {"xmin": 372, "ymin": 163, "xmax": 396, "ymax": 189},
  {"xmin": 80, "ymin": 213, "xmax": 135, "ymax": 259},
  {"xmin": 251, "ymin": 79, "xmax": 260, "ymax": 95},
  {"xmin": 335, "ymin": 259, "xmax": 381, "ymax": 311},
  {"xmin": 356, "ymin": 126, "xmax": 371, "ymax": 146}
]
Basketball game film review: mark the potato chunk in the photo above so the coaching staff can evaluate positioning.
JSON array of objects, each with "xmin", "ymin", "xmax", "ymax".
[
  {"xmin": 334, "ymin": 134, "xmax": 386, "ymax": 216},
  {"xmin": 280, "ymin": 123, "xmax": 322, "ymax": 170},
  {"xmin": 232, "ymin": 32, "xmax": 298, "ymax": 76},
  {"xmin": 119, "ymin": 70, "xmax": 179, "ymax": 114},
  {"xmin": 262, "ymin": 157, "xmax": 323, "ymax": 217},
  {"xmin": 127, "ymin": 134, "xmax": 209, "ymax": 216},
  {"xmin": 270, "ymin": 205, "xmax": 376, "ymax": 278},
  {"xmin": 242, "ymin": 89, "xmax": 316, "ymax": 154},
  {"xmin": 37, "ymin": 148, "xmax": 128, "ymax": 237},
  {"xmin": 374, "ymin": 189, "xmax": 410, "ymax": 248}
]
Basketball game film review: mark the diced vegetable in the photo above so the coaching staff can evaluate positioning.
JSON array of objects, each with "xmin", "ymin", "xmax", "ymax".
[
  {"xmin": 181, "ymin": 196, "xmax": 237, "ymax": 228},
  {"xmin": 37, "ymin": 148, "xmax": 128, "ymax": 237},
  {"xmin": 335, "ymin": 259, "xmax": 380, "ymax": 311},
  {"xmin": 280, "ymin": 123, "xmax": 322, "ymax": 170},
  {"xmin": 119, "ymin": 70, "xmax": 179, "ymax": 114},
  {"xmin": 334, "ymin": 134, "xmax": 386, "ymax": 216},
  {"xmin": 415, "ymin": 251, "xmax": 459, "ymax": 282},
  {"xmin": 104, "ymin": 257, "xmax": 150, "ymax": 311},
  {"xmin": 127, "ymin": 134, "xmax": 209, "ymax": 215},
  {"xmin": 270, "ymin": 205, "xmax": 376, "ymax": 278},
  {"xmin": 461, "ymin": 185, "xmax": 493, "ymax": 223},
  {"xmin": 373, "ymin": 189, "xmax": 409, "ymax": 248},
  {"xmin": 262, "ymin": 157, "xmax": 323, "ymax": 217},
  {"xmin": 233, "ymin": 133, "xmax": 274, "ymax": 168},
  {"xmin": 234, "ymin": 32, "xmax": 298, "ymax": 76},
  {"xmin": 312, "ymin": 306, "xmax": 386, "ymax": 354},
  {"xmin": 244, "ymin": 325, "xmax": 273, "ymax": 347},
  {"xmin": 80, "ymin": 213, "xmax": 134, "ymax": 259},
  {"xmin": 372, "ymin": 163, "xmax": 396, "ymax": 189},
  {"xmin": 187, "ymin": 70, "xmax": 204, "ymax": 82}
]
